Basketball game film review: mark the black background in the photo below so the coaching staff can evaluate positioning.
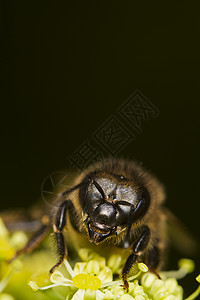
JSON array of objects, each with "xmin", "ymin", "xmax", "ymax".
[{"xmin": 1, "ymin": 1, "xmax": 199, "ymax": 294}]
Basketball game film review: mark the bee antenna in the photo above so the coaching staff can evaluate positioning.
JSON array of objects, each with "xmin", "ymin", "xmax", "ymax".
[
  {"xmin": 124, "ymin": 205, "xmax": 134, "ymax": 249},
  {"xmin": 60, "ymin": 176, "xmax": 106, "ymax": 199},
  {"xmin": 91, "ymin": 179, "xmax": 106, "ymax": 200},
  {"xmin": 60, "ymin": 178, "xmax": 89, "ymax": 197}
]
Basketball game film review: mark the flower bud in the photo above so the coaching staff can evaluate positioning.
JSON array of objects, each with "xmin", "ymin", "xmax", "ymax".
[
  {"xmin": 107, "ymin": 254, "xmax": 123, "ymax": 273},
  {"xmin": 178, "ymin": 259, "xmax": 195, "ymax": 273},
  {"xmin": 141, "ymin": 273, "xmax": 157, "ymax": 289},
  {"xmin": 10, "ymin": 231, "xmax": 28, "ymax": 250},
  {"xmin": 28, "ymin": 281, "xmax": 39, "ymax": 291},
  {"xmin": 0, "ymin": 294, "xmax": 14, "ymax": 300},
  {"xmin": 119, "ymin": 295, "xmax": 134, "ymax": 299},
  {"xmin": 84, "ymin": 289, "xmax": 96, "ymax": 300},
  {"xmin": 165, "ymin": 278, "xmax": 178, "ymax": 294},
  {"xmin": 86, "ymin": 260, "xmax": 100, "ymax": 275},
  {"xmin": 196, "ymin": 274, "xmax": 200, "ymax": 283},
  {"xmin": 138, "ymin": 263, "xmax": 148, "ymax": 273}
]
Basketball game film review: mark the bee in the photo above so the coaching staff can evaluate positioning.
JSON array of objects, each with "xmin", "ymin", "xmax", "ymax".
[{"xmin": 8, "ymin": 158, "xmax": 174, "ymax": 290}]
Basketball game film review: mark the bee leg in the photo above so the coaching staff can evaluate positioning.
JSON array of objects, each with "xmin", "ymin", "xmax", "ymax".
[
  {"xmin": 121, "ymin": 225, "xmax": 150, "ymax": 292},
  {"xmin": 8, "ymin": 216, "xmax": 50, "ymax": 262},
  {"xmin": 49, "ymin": 200, "xmax": 69, "ymax": 274},
  {"xmin": 147, "ymin": 243, "xmax": 161, "ymax": 279}
]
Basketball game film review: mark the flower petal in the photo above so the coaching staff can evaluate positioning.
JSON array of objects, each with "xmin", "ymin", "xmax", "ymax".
[
  {"xmin": 50, "ymin": 270, "xmax": 72, "ymax": 284},
  {"xmin": 71, "ymin": 289, "xmax": 85, "ymax": 300},
  {"xmin": 98, "ymin": 267, "xmax": 113, "ymax": 283}
]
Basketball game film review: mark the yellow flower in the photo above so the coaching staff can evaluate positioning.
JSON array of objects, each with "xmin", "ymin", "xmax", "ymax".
[{"xmin": 28, "ymin": 250, "xmax": 148, "ymax": 300}]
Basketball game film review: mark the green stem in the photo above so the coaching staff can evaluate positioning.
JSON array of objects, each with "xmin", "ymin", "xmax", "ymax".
[
  {"xmin": 160, "ymin": 267, "xmax": 188, "ymax": 280},
  {"xmin": 184, "ymin": 285, "xmax": 200, "ymax": 300},
  {"xmin": 0, "ymin": 268, "xmax": 13, "ymax": 293}
]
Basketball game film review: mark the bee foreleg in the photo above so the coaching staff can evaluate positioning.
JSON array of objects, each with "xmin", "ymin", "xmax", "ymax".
[
  {"xmin": 146, "ymin": 242, "xmax": 161, "ymax": 278},
  {"xmin": 121, "ymin": 225, "xmax": 150, "ymax": 291},
  {"xmin": 49, "ymin": 200, "xmax": 70, "ymax": 274}
]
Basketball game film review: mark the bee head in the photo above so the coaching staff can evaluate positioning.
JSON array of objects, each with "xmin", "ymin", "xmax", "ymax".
[{"xmin": 79, "ymin": 173, "xmax": 144, "ymax": 244}]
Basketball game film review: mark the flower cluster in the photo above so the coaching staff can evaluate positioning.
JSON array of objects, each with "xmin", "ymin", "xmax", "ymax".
[
  {"xmin": 0, "ymin": 218, "xmax": 200, "ymax": 300},
  {"xmin": 28, "ymin": 248, "xmax": 200, "ymax": 300}
]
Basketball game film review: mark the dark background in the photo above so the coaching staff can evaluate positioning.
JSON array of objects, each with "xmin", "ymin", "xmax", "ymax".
[{"xmin": 1, "ymin": 1, "xmax": 199, "ymax": 294}]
